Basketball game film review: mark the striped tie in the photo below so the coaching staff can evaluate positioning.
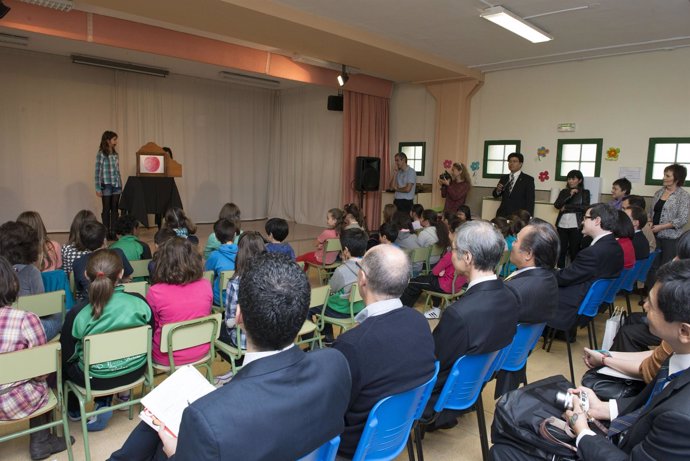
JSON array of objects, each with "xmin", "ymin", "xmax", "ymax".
[
  {"xmin": 607, "ymin": 365, "xmax": 680, "ymax": 441},
  {"xmin": 507, "ymin": 173, "xmax": 515, "ymax": 195}
]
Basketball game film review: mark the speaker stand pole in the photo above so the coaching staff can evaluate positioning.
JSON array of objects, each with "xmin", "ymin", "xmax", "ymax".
[{"xmin": 358, "ymin": 190, "xmax": 366, "ymax": 230}]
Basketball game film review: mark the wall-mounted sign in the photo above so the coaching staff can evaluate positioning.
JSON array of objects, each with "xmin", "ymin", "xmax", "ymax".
[{"xmin": 557, "ymin": 123, "xmax": 576, "ymax": 132}]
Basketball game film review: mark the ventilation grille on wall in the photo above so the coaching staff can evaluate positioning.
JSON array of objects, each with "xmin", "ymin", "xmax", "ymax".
[
  {"xmin": 71, "ymin": 55, "xmax": 170, "ymax": 77},
  {"xmin": 20, "ymin": 0, "xmax": 73, "ymax": 12}
]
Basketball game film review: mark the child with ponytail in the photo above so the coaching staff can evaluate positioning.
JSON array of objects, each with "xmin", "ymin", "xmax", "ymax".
[
  {"xmin": 296, "ymin": 208, "xmax": 345, "ymax": 268},
  {"xmin": 60, "ymin": 249, "xmax": 152, "ymax": 432}
]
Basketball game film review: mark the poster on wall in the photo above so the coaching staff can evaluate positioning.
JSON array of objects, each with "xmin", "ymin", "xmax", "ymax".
[{"xmin": 618, "ymin": 167, "xmax": 642, "ymax": 183}]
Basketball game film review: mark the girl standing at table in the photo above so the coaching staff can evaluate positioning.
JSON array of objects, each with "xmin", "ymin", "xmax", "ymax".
[{"xmin": 95, "ymin": 131, "xmax": 122, "ymax": 241}]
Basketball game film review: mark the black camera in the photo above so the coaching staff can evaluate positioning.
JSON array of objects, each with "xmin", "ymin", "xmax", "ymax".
[{"xmin": 439, "ymin": 171, "xmax": 452, "ymax": 181}]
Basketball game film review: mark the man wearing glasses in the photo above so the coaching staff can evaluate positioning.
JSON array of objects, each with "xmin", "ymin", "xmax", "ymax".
[{"xmin": 550, "ymin": 203, "xmax": 624, "ymax": 335}]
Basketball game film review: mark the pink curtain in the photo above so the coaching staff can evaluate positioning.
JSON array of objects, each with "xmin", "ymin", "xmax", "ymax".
[{"xmin": 342, "ymin": 91, "xmax": 390, "ymax": 230}]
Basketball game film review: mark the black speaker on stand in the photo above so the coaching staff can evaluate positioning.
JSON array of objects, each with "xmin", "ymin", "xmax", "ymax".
[{"xmin": 354, "ymin": 156, "xmax": 381, "ymax": 227}]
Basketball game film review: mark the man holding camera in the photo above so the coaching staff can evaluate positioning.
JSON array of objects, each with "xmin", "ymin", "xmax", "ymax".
[{"xmin": 491, "ymin": 259, "xmax": 690, "ymax": 460}]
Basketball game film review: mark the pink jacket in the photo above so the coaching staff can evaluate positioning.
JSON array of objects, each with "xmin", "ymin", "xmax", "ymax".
[
  {"xmin": 148, "ymin": 279, "xmax": 213, "ymax": 366},
  {"xmin": 315, "ymin": 228, "xmax": 339, "ymax": 264},
  {"xmin": 432, "ymin": 251, "xmax": 466, "ymax": 294}
]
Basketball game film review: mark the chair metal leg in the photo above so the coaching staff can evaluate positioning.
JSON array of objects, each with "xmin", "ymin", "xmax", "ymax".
[
  {"xmin": 591, "ymin": 320, "xmax": 598, "ymax": 350},
  {"xmin": 565, "ymin": 331, "xmax": 575, "ymax": 385},
  {"xmin": 625, "ymin": 293, "xmax": 633, "ymax": 316},
  {"xmin": 414, "ymin": 424, "xmax": 425, "ymax": 461},
  {"xmin": 545, "ymin": 327, "xmax": 556, "ymax": 352},
  {"xmin": 406, "ymin": 431, "xmax": 416, "ymax": 461},
  {"xmin": 476, "ymin": 396, "xmax": 490, "ymax": 461},
  {"xmin": 586, "ymin": 323, "xmax": 594, "ymax": 350}
]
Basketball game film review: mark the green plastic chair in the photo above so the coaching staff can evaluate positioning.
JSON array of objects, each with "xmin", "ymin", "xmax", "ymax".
[
  {"xmin": 424, "ymin": 244, "xmax": 445, "ymax": 275},
  {"xmin": 122, "ymin": 281, "xmax": 149, "ymax": 298},
  {"xmin": 495, "ymin": 250, "xmax": 511, "ymax": 278},
  {"xmin": 202, "ymin": 270, "xmax": 214, "ymax": 285},
  {"xmin": 15, "ymin": 291, "xmax": 66, "ymax": 342},
  {"xmin": 295, "ymin": 286, "xmax": 330, "ymax": 350},
  {"xmin": 129, "ymin": 259, "xmax": 152, "ymax": 280},
  {"xmin": 407, "ymin": 246, "xmax": 432, "ymax": 277},
  {"xmin": 64, "ymin": 326, "xmax": 155, "ymax": 461},
  {"xmin": 0, "ymin": 342, "xmax": 73, "ymax": 461},
  {"xmin": 214, "ymin": 270, "xmax": 235, "ymax": 313},
  {"xmin": 306, "ymin": 239, "xmax": 342, "ymax": 285},
  {"xmin": 421, "ymin": 272, "xmax": 465, "ymax": 313},
  {"xmin": 153, "ymin": 313, "xmax": 222, "ymax": 383},
  {"xmin": 214, "ymin": 322, "xmax": 244, "ymax": 374},
  {"xmin": 316, "ymin": 283, "xmax": 362, "ymax": 335}
]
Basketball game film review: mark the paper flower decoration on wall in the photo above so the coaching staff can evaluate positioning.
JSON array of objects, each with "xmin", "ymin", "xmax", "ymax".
[
  {"xmin": 470, "ymin": 161, "xmax": 480, "ymax": 178},
  {"xmin": 605, "ymin": 147, "xmax": 620, "ymax": 161},
  {"xmin": 538, "ymin": 170, "xmax": 550, "ymax": 182},
  {"xmin": 443, "ymin": 159, "xmax": 453, "ymax": 169},
  {"xmin": 537, "ymin": 146, "xmax": 550, "ymax": 161}
]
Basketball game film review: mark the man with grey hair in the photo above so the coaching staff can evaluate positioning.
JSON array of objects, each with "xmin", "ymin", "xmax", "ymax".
[
  {"xmin": 424, "ymin": 220, "xmax": 519, "ymax": 430},
  {"xmin": 333, "ymin": 244, "xmax": 436, "ymax": 459},
  {"xmin": 495, "ymin": 218, "xmax": 560, "ymax": 396}
]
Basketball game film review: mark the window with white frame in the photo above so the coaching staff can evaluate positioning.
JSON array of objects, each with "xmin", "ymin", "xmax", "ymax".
[
  {"xmin": 398, "ymin": 142, "xmax": 425, "ymax": 175},
  {"xmin": 646, "ymin": 138, "xmax": 690, "ymax": 186},
  {"xmin": 556, "ymin": 139, "xmax": 602, "ymax": 180},
  {"xmin": 483, "ymin": 140, "xmax": 521, "ymax": 178}
]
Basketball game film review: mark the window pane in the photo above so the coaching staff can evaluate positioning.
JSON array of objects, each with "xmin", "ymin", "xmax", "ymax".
[
  {"xmin": 652, "ymin": 163, "xmax": 667, "ymax": 180},
  {"xmin": 505, "ymin": 144, "xmax": 517, "ymax": 154},
  {"xmin": 580, "ymin": 144, "xmax": 597, "ymax": 162},
  {"xmin": 411, "ymin": 160, "xmax": 422, "ymax": 172},
  {"xmin": 486, "ymin": 160, "xmax": 504, "ymax": 175},
  {"xmin": 676, "ymin": 144, "xmax": 690, "ymax": 163},
  {"xmin": 561, "ymin": 162, "xmax": 581, "ymax": 176},
  {"xmin": 655, "ymin": 144, "xmax": 677, "ymax": 163},
  {"xmin": 562, "ymin": 144, "xmax": 581, "ymax": 161},
  {"xmin": 580, "ymin": 162, "xmax": 596, "ymax": 177},
  {"xmin": 487, "ymin": 145, "xmax": 506, "ymax": 160}
]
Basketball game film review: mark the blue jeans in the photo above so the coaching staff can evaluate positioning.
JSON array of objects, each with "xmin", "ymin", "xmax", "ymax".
[{"xmin": 40, "ymin": 313, "xmax": 63, "ymax": 341}]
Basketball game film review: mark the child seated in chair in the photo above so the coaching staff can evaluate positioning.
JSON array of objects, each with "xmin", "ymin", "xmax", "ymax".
[
  {"xmin": 109, "ymin": 215, "xmax": 152, "ymax": 262},
  {"xmin": 73, "ymin": 222, "xmax": 133, "ymax": 301},
  {"xmin": 308, "ymin": 228, "xmax": 368, "ymax": 343},
  {"xmin": 264, "ymin": 218, "xmax": 295, "ymax": 260},
  {"xmin": 205, "ymin": 219, "xmax": 238, "ymax": 306}
]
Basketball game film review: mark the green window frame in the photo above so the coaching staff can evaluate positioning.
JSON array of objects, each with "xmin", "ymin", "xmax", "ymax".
[
  {"xmin": 555, "ymin": 139, "xmax": 602, "ymax": 181},
  {"xmin": 645, "ymin": 138, "xmax": 690, "ymax": 186},
  {"xmin": 398, "ymin": 142, "xmax": 425, "ymax": 176},
  {"xmin": 483, "ymin": 140, "xmax": 521, "ymax": 179}
]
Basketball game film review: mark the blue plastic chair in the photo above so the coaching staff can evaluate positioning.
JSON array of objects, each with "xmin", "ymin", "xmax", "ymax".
[
  {"xmin": 298, "ymin": 436, "xmax": 340, "ymax": 461},
  {"xmin": 501, "ymin": 322, "xmax": 546, "ymax": 373},
  {"xmin": 621, "ymin": 260, "xmax": 644, "ymax": 314},
  {"xmin": 544, "ymin": 278, "xmax": 615, "ymax": 384},
  {"xmin": 351, "ymin": 362, "xmax": 439, "ymax": 461},
  {"xmin": 636, "ymin": 250, "xmax": 660, "ymax": 284},
  {"xmin": 602, "ymin": 268, "xmax": 631, "ymax": 306},
  {"xmin": 415, "ymin": 352, "xmax": 500, "ymax": 461}
]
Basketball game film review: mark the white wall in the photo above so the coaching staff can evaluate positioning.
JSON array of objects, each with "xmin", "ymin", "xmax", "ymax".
[
  {"xmin": 390, "ymin": 83, "xmax": 436, "ymax": 184},
  {"xmin": 467, "ymin": 47, "xmax": 690, "ymax": 199}
]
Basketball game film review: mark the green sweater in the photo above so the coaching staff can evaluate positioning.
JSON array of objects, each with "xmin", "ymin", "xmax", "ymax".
[
  {"xmin": 109, "ymin": 235, "xmax": 148, "ymax": 262},
  {"xmin": 71, "ymin": 286, "xmax": 152, "ymax": 379}
]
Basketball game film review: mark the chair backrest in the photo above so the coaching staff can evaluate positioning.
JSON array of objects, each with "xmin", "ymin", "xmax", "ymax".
[
  {"xmin": 352, "ymin": 362, "xmax": 440, "ymax": 461},
  {"xmin": 602, "ymin": 268, "xmax": 631, "ymax": 304},
  {"xmin": 159, "ymin": 313, "xmax": 222, "ymax": 354},
  {"xmin": 322, "ymin": 239, "xmax": 342, "ymax": 262},
  {"xmin": 495, "ymin": 250, "xmax": 511, "ymax": 277},
  {"xmin": 129, "ymin": 259, "xmax": 152, "ymax": 279},
  {"xmin": 15, "ymin": 291, "xmax": 65, "ymax": 318},
  {"xmin": 0, "ymin": 341, "xmax": 60, "ymax": 386},
  {"xmin": 636, "ymin": 250, "xmax": 661, "ymax": 283},
  {"xmin": 310, "ymin": 286, "xmax": 330, "ymax": 308},
  {"xmin": 122, "ymin": 281, "xmax": 149, "ymax": 298},
  {"xmin": 408, "ymin": 246, "xmax": 431, "ymax": 276},
  {"xmin": 219, "ymin": 270, "xmax": 235, "ymax": 309},
  {"xmin": 434, "ymin": 351, "xmax": 500, "ymax": 413},
  {"xmin": 202, "ymin": 270, "xmax": 214, "ymax": 285},
  {"xmin": 577, "ymin": 278, "xmax": 616, "ymax": 318},
  {"xmin": 620, "ymin": 260, "xmax": 643, "ymax": 292},
  {"xmin": 501, "ymin": 323, "xmax": 546, "ymax": 372},
  {"xmin": 346, "ymin": 284, "xmax": 363, "ymax": 319},
  {"xmin": 298, "ymin": 436, "xmax": 340, "ymax": 461}
]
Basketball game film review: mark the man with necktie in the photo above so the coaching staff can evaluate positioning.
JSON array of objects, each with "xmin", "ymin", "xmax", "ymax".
[
  {"xmin": 492, "ymin": 152, "xmax": 535, "ymax": 218},
  {"xmin": 490, "ymin": 259, "xmax": 690, "ymax": 461}
]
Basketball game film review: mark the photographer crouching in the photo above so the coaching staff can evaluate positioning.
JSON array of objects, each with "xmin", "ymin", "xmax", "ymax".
[
  {"xmin": 439, "ymin": 162, "xmax": 471, "ymax": 214},
  {"xmin": 491, "ymin": 259, "xmax": 690, "ymax": 461}
]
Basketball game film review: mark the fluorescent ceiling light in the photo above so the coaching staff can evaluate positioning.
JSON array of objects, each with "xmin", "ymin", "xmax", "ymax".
[
  {"xmin": 218, "ymin": 71, "xmax": 280, "ymax": 89},
  {"xmin": 480, "ymin": 6, "xmax": 553, "ymax": 44},
  {"xmin": 72, "ymin": 55, "xmax": 169, "ymax": 77},
  {"xmin": 19, "ymin": 0, "xmax": 72, "ymax": 12}
]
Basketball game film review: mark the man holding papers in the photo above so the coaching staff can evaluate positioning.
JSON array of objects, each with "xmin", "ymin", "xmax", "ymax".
[{"xmin": 109, "ymin": 253, "xmax": 351, "ymax": 460}]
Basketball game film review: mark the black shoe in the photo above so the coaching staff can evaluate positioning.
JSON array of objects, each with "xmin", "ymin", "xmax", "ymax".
[
  {"xmin": 424, "ymin": 418, "xmax": 458, "ymax": 433},
  {"xmin": 322, "ymin": 336, "xmax": 335, "ymax": 347},
  {"xmin": 30, "ymin": 432, "xmax": 75, "ymax": 461}
]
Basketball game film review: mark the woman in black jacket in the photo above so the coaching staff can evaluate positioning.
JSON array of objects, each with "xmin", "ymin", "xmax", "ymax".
[{"xmin": 554, "ymin": 169, "xmax": 590, "ymax": 268}]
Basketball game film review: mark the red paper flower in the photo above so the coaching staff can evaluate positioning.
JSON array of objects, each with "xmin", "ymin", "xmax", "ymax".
[
  {"xmin": 443, "ymin": 159, "xmax": 453, "ymax": 169},
  {"xmin": 538, "ymin": 170, "xmax": 549, "ymax": 182}
]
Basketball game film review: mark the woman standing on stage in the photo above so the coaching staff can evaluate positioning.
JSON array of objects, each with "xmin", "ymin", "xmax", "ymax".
[{"xmin": 95, "ymin": 131, "xmax": 122, "ymax": 240}]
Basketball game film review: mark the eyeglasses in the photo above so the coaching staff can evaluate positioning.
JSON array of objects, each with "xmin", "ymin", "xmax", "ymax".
[{"xmin": 355, "ymin": 261, "xmax": 366, "ymax": 276}]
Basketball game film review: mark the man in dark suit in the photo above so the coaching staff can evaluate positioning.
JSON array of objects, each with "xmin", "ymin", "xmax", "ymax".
[
  {"xmin": 492, "ymin": 152, "xmax": 535, "ymax": 218},
  {"xmin": 495, "ymin": 218, "xmax": 560, "ymax": 396},
  {"xmin": 550, "ymin": 203, "xmax": 624, "ymax": 332},
  {"xmin": 109, "ymin": 253, "xmax": 351, "ymax": 461},
  {"xmin": 333, "ymin": 244, "xmax": 436, "ymax": 459},
  {"xmin": 425, "ymin": 220, "xmax": 519, "ymax": 429},
  {"xmin": 492, "ymin": 259, "xmax": 690, "ymax": 461}
]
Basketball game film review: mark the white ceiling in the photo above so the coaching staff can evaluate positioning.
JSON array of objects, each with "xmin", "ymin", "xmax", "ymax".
[
  {"xmin": 1, "ymin": 0, "xmax": 690, "ymax": 82},
  {"xmin": 273, "ymin": 0, "xmax": 690, "ymax": 72}
]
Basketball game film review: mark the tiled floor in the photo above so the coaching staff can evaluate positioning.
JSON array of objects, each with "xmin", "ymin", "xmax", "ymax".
[{"xmin": 0, "ymin": 221, "xmax": 635, "ymax": 461}]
